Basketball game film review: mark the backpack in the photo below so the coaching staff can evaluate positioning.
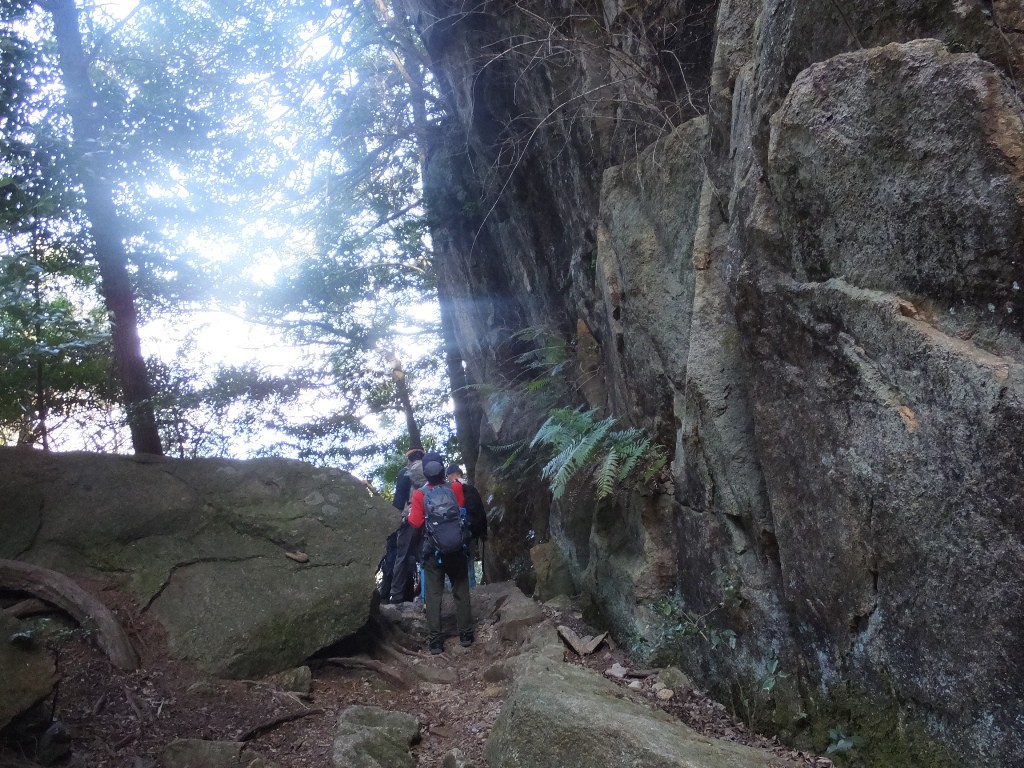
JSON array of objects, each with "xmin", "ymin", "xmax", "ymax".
[
  {"xmin": 402, "ymin": 460, "xmax": 428, "ymax": 516},
  {"xmin": 459, "ymin": 482, "xmax": 488, "ymax": 540},
  {"xmin": 422, "ymin": 482, "xmax": 468, "ymax": 555}
]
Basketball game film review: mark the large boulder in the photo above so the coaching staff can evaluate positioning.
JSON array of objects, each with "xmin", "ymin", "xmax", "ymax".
[
  {"xmin": 332, "ymin": 705, "xmax": 420, "ymax": 768},
  {"xmin": 0, "ymin": 613, "xmax": 58, "ymax": 731},
  {"xmin": 0, "ymin": 449, "xmax": 401, "ymax": 678},
  {"xmin": 485, "ymin": 639, "xmax": 797, "ymax": 768}
]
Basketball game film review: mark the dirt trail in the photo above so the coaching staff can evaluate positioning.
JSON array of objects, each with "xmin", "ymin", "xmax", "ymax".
[{"xmin": 0, "ymin": 584, "xmax": 830, "ymax": 767}]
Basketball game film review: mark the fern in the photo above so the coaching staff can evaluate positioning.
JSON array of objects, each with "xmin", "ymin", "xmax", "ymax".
[
  {"xmin": 530, "ymin": 407, "xmax": 665, "ymax": 501},
  {"xmin": 594, "ymin": 448, "xmax": 621, "ymax": 500},
  {"xmin": 509, "ymin": 326, "xmax": 571, "ymax": 386},
  {"xmin": 612, "ymin": 433, "xmax": 650, "ymax": 481},
  {"xmin": 548, "ymin": 415, "xmax": 614, "ymax": 499},
  {"xmin": 487, "ymin": 439, "xmax": 528, "ymax": 471}
]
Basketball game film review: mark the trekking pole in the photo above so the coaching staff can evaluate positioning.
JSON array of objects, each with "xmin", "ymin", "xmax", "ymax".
[{"xmin": 420, "ymin": 562, "xmax": 426, "ymax": 611}]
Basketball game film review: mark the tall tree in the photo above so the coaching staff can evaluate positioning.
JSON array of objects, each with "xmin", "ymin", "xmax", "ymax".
[
  {"xmin": 0, "ymin": 0, "xmax": 117, "ymax": 449},
  {"xmin": 224, "ymin": 0, "xmax": 456, "ymax": 465},
  {"xmin": 42, "ymin": 0, "xmax": 162, "ymax": 454}
]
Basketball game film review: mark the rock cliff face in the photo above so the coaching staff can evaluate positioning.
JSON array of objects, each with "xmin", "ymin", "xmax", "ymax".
[{"xmin": 407, "ymin": 0, "xmax": 1024, "ymax": 764}]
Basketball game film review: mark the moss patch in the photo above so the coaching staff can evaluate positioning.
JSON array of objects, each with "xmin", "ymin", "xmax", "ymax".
[{"xmin": 791, "ymin": 683, "xmax": 961, "ymax": 768}]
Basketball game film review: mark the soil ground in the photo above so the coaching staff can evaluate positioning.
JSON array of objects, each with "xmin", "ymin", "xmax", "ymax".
[{"xmin": 1, "ymin": 583, "xmax": 834, "ymax": 768}]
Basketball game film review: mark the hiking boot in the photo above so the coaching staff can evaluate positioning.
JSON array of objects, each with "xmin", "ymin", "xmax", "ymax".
[
  {"xmin": 429, "ymin": 640, "xmax": 444, "ymax": 655},
  {"xmin": 459, "ymin": 631, "xmax": 474, "ymax": 648}
]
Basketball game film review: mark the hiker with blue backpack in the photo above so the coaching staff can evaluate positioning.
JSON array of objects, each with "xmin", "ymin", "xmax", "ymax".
[{"xmin": 407, "ymin": 451, "xmax": 474, "ymax": 654}]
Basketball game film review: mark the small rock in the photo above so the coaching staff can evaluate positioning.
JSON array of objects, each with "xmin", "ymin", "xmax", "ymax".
[
  {"xmin": 263, "ymin": 665, "xmax": 312, "ymax": 694},
  {"xmin": 657, "ymin": 665, "xmax": 692, "ymax": 693},
  {"xmin": 36, "ymin": 721, "xmax": 72, "ymax": 766},
  {"xmin": 605, "ymin": 662, "xmax": 628, "ymax": 679},
  {"xmin": 443, "ymin": 747, "xmax": 474, "ymax": 768},
  {"xmin": 628, "ymin": 680, "xmax": 643, "ymax": 690},
  {"xmin": 542, "ymin": 595, "xmax": 573, "ymax": 611},
  {"xmin": 9, "ymin": 630, "xmax": 35, "ymax": 648},
  {"xmin": 656, "ymin": 688, "xmax": 675, "ymax": 701}
]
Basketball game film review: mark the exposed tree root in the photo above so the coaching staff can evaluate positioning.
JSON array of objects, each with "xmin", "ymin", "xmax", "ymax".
[
  {"xmin": 0, "ymin": 559, "xmax": 139, "ymax": 670},
  {"xmin": 236, "ymin": 707, "xmax": 324, "ymax": 742},
  {"xmin": 320, "ymin": 656, "xmax": 411, "ymax": 690},
  {"xmin": 3, "ymin": 597, "xmax": 50, "ymax": 618}
]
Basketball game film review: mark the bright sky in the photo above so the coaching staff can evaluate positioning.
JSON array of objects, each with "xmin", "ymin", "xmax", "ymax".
[
  {"xmin": 91, "ymin": 0, "xmax": 448, "ymax": 473},
  {"xmin": 98, "ymin": 0, "xmax": 138, "ymax": 19},
  {"xmin": 142, "ymin": 311, "xmax": 301, "ymax": 371}
]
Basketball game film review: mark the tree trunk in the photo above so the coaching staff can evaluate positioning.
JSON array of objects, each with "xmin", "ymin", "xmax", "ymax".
[
  {"xmin": 44, "ymin": 0, "xmax": 163, "ymax": 455},
  {"xmin": 439, "ymin": 297, "xmax": 481, "ymax": 480},
  {"xmin": 385, "ymin": 349, "xmax": 423, "ymax": 448}
]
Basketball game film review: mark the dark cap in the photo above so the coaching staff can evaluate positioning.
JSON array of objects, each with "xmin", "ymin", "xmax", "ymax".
[
  {"xmin": 422, "ymin": 451, "xmax": 445, "ymax": 481},
  {"xmin": 446, "ymin": 465, "xmax": 463, "ymax": 476}
]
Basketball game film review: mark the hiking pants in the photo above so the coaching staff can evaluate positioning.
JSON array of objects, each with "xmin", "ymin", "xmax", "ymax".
[
  {"xmin": 389, "ymin": 521, "xmax": 420, "ymax": 603},
  {"xmin": 423, "ymin": 550, "xmax": 473, "ymax": 644},
  {"xmin": 380, "ymin": 528, "xmax": 399, "ymax": 599}
]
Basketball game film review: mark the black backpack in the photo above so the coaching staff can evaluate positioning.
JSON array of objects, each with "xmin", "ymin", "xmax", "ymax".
[
  {"xmin": 422, "ymin": 482, "xmax": 468, "ymax": 555},
  {"xmin": 460, "ymin": 482, "xmax": 488, "ymax": 540}
]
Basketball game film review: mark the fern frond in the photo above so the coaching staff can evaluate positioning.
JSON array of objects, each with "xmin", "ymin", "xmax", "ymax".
[
  {"xmin": 485, "ymin": 439, "xmax": 527, "ymax": 471},
  {"xmin": 542, "ymin": 435, "xmax": 585, "ymax": 482},
  {"xmin": 611, "ymin": 433, "xmax": 651, "ymax": 481},
  {"xmin": 488, "ymin": 439, "xmax": 526, "ymax": 455},
  {"xmin": 549, "ymin": 416, "xmax": 614, "ymax": 499},
  {"xmin": 594, "ymin": 448, "xmax": 621, "ymax": 500},
  {"xmin": 642, "ymin": 451, "xmax": 667, "ymax": 483},
  {"xmin": 531, "ymin": 408, "xmax": 594, "ymax": 452},
  {"xmin": 529, "ymin": 407, "xmax": 667, "ymax": 501}
]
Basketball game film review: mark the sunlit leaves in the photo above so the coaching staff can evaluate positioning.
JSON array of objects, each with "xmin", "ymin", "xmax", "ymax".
[{"xmin": 0, "ymin": 250, "xmax": 115, "ymax": 446}]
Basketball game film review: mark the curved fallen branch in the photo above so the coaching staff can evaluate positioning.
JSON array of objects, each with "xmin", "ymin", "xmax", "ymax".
[{"xmin": 0, "ymin": 559, "xmax": 139, "ymax": 671}]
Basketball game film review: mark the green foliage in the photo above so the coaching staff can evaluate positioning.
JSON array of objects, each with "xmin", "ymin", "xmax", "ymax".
[
  {"xmin": 147, "ymin": 355, "xmax": 304, "ymax": 460},
  {"xmin": 529, "ymin": 407, "xmax": 666, "ymax": 501},
  {"xmin": 827, "ymin": 727, "xmax": 866, "ymax": 755},
  {"xmin": 735, "ymin": 657, "xmax": 790, "ymax": 728},
  {"xmin": 0, "ymin": 0, "xmax": 460, "ymax": 469},
  {"xmin": 643, "ymin": 592, "xmax": 739, "ymax": 662},
  {"xmin": 0, "ymin": 251, "xmax": 115, "ymax": 447},
  {"xmin": 759, "ymin": 658, "xmax": 787, "ymax": 695},
  {"xmin": 510, "ymin": 326, "xmax": 570, "ymax": 385},
  {"xmin": 717, "ymin": 571, "xmax": 745, "ymax": 610},
  {"xmin": 800, "ymin": 686, "xmax": 960, "ymax": 768}
]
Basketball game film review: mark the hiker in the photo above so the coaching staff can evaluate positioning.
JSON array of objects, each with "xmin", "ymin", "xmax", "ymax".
[
  {"xmin": 447, "ymin": 464, "xmax": 488, "ymax": 586},
  {"xmin": 383, "ymin": 447, "xmax": 426, "ymax": 604},
  {"xmin": 409, "ymin": 451, "xmax": 473, "ymax": 654}
]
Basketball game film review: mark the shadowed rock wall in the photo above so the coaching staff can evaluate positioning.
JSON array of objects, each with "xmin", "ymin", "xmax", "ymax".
[{"xmin": 407, "ymin": 0, "xmax": 1024, "ymax": 763}]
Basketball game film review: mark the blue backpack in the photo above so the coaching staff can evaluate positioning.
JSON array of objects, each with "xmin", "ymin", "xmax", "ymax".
[{"xmin": 422, "ymin": 482, "xmax": 468, "ymax": 555}]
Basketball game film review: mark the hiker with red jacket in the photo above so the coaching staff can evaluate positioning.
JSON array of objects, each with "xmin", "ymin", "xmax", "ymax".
[{"xmin": 409, "ymin": 451, "xmax": 474, "ymax": 654}]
